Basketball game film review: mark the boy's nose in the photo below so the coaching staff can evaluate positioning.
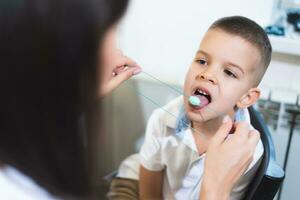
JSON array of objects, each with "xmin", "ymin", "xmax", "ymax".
[{"xmin": 198, "ymin": 69, "xmax": 217, "ymax": 84}]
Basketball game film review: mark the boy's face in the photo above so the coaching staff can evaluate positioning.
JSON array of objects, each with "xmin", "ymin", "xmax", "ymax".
[{"xmin": 184, "ymin": 28, "xmax": 261, "ymax": 122}]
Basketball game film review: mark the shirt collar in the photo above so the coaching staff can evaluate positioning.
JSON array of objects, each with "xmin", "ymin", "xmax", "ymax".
[
  {"xmin": 174, "ymin": 106, "xmax": 251, "ymax": 137},
  {"xmin": 175, "ymin": 107, "xmax": 190, "ymax": 138},
  {"xmin": 160, "ymin": 96, "xmax": 184, "ymax": 129}
]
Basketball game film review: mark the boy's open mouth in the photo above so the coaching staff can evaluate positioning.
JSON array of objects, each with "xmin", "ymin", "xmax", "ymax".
[{"xmin": 190, "ymin": 88, "xmax": 212, "ymax": 109}]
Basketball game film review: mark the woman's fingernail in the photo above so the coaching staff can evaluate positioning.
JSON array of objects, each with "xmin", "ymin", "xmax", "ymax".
[
  {"xmin": 222, "ymin": 115, "xmax": 230, "ymax": 123},
  {"xmin": 133, "ymin": 68, "xmax": 142, "ymax": 75}
]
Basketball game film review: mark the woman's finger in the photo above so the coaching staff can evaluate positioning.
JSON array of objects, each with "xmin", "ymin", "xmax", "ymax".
[
  {"xmin": 211, "ymin": 115, "xmax": 233, "ymax": 145},
  {"xmin": 232, "ymin": 121, "xmax": 250, "ymax": 140},
  {"xmin": 110, "ymin": 67, "xmax": 142, "ymax": 88},
  {"xmin": 248, "ymin": 129, "xmax": 260, "ymax": 147},
  {"xmin": 122, "ymin": 56, "xmax": 140, "ymax": 68}
]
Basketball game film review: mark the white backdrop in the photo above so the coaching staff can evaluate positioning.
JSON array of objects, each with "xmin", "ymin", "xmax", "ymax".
[{"xmin": 117, "ymin": 0, "xmax": 274, "ymax": 84}]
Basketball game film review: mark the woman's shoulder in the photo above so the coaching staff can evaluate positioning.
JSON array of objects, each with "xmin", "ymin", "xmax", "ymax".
[{"xmin": 0, "ymin": 166, "xmax": 58, "ymax": 200}]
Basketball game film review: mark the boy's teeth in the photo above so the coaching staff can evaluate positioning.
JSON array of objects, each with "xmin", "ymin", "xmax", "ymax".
[{"xmin": 197, "ymin": 89, "xmax": 208, "ymax": 96}]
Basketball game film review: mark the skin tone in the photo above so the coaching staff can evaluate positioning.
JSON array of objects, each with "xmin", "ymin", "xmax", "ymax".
[{"xmin": 139, "ymin": 28, "xmax": 261, "ymax": 200}]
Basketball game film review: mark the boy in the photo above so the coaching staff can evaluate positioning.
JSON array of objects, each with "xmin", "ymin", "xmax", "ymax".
[{"xmin": 108, "ymin": 16, "xmax": 271, "ymax": 200}]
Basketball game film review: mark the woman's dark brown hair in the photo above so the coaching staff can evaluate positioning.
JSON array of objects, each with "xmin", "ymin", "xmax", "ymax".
[{"xmin": 0, "ymin": 0, "xmax": 128, "ymax": 198}]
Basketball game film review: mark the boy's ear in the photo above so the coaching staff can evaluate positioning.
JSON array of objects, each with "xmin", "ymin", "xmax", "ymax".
[{"xmin": 236, "ymin": 88, "xmax": 260, "ymax": 109}]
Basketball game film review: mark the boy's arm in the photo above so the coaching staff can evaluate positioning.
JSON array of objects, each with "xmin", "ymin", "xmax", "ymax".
[
  {"xmin": 139, "ymin": 165, "xmax": 164, "ymax": 200},
  {"xmin": 139, "ymin": 110, "xmax": 165, "ymax": 199}
]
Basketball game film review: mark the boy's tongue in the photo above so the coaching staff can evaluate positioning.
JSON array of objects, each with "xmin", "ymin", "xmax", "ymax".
[
  {"xmin": 189, "ymin": 95, "xmax": 210, "ymax": 109},
  {"xmin": 197, "ymin": 95, "xmax": 209, "ymax": 108}
]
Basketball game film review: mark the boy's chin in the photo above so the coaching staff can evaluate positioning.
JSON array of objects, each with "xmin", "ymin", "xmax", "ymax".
[{"xmin": 186, "ymin": 111, "xmax": 215, "ymax": 123}]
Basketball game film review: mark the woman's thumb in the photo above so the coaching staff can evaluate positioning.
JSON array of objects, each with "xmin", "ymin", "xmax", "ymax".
[{"xmin": 212, "ymin": 115, "xmax": 233, "ymax": 144}]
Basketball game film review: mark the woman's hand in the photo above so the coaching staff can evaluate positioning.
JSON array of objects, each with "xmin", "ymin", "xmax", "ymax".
[
  {"xmin": 200, "ymin": 116, "xmax": 260, "ymax": 200},
  {"xmin": 100, "ymin": 50, "xmax": 142, "ymax": 97}
]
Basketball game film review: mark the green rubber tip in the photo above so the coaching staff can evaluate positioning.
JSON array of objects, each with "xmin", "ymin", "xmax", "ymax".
[{"xmin": 189, "ymin": 96, "xmax": 201, "ymax": 106}]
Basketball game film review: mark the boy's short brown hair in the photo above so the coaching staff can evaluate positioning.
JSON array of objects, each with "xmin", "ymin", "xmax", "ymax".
[{"xmin": 209, "ymin": 16, "xmax": 272, "ymax": 84}]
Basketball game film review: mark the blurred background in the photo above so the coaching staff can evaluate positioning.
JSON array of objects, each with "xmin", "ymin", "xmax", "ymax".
[{"xmin": 101, "ymin": 0, "xmax": 300, "ymax": 199}]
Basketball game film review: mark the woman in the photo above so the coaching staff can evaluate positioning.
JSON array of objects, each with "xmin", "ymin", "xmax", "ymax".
[
  {"xmin": 0, "ymin": 0, "xmax": 259, "ymax": 199},
  {"xmin": 0, "ymin": 0, "xmax": 133, "ymax": 199}
]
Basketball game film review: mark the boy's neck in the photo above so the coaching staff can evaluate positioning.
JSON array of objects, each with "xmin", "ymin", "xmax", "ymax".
[
  {"xmin": 191, "ymin": 111, "xmax": 236, "ymax": 155},
  {"xmin": 192, "ymin": 110, "xmax": 236, "ymax": 140}
]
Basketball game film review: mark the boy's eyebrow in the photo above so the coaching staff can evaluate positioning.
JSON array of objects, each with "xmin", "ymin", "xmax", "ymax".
[
  {"xmin": 196, "ymin": 50, "xmax": 210, "ymax": 57},
  {"xmin": 227, "ymin": 62, "xmax": 244, "ymax": 74},
  {"xmin": 197, "ymin": 50, "xmax": 244, "ymax": 74}
]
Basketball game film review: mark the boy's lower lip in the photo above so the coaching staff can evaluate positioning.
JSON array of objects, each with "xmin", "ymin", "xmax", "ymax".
[{"xmin": 189, "ymin": 102, "xmax": 210, "ymax": 111}]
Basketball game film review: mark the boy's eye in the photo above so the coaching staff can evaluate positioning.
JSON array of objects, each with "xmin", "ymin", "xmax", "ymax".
[
  {"xmin": 196, "ymin": 59, "xmax": 207, "ymax": 65},
  {"xmin": 224, "ymin": 69, "xmax": 237, "ymax": 78}
]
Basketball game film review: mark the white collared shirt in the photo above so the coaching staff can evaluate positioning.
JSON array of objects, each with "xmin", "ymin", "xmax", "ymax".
[{"xmin": 118, "ymin": 96, "xmax": 264, "ymax": 200}]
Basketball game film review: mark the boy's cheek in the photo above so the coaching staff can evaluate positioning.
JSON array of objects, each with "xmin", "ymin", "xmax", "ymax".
[
  {"xmin": 184, "ymin": 73, "xmax": 195, "ymax": 89},
  {"xmin": 187, "ymin": 65, "xmax": 201, "ymax": 77},
  {"xmin": 216, "ymin": 94, "xmax": 237, "ymax": 111}
]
